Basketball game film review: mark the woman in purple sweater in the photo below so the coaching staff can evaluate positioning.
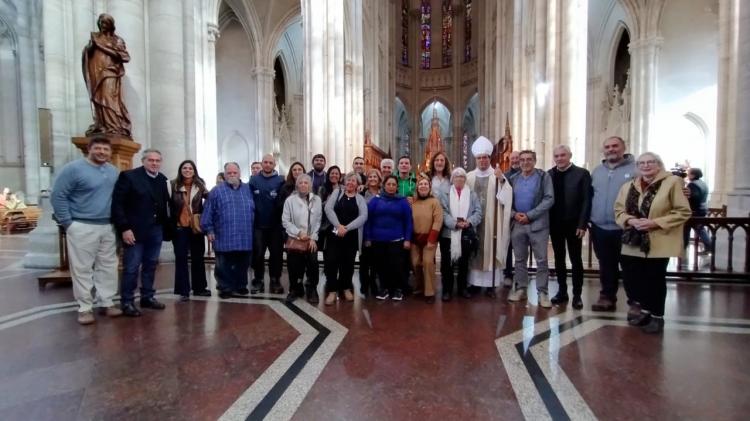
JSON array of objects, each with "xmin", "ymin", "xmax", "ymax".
[{"xmin": 364, "ymin": 174, "xmax": 413, "ymax": 301}]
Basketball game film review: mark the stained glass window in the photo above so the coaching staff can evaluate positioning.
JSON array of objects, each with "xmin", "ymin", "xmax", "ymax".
[
  {"xmin": 401, "ymin": 0, "xmax": 409, "ymax": 65},
  {"xmin": 464, "ymin": 0, "xmax": 472, "ymax": 63},
  {"xmin": 420, "ymin": 0, "xmax": 431, "ymax": 69},
  {"xmin": 442, "ymin": 0, "xmax": 453, "ymax": 67}
]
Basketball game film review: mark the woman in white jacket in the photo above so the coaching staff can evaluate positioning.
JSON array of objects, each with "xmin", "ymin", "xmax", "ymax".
[{"xmin": 282, "ymin": 174, "xmax": 322, "ymax": 303}]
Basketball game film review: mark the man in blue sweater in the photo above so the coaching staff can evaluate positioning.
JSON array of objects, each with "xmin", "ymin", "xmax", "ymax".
[
  {"xmin": 51, "ymin": 136, "xmax": 122, "ymax": 325},
  {"xmin": 249, "ymin": 154, "xmax": 285, "ymax": 294}
]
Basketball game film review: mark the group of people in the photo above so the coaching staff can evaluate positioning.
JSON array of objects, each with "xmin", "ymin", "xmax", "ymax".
[{"xmin": 51, "ymin": 133, "xmax": 692, "ymax": 334}]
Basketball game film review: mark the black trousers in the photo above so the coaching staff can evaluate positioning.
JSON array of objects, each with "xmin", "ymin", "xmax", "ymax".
[
  {"xmin": 590, "ymin": 224, "xmax": 634, "ymax": 302},
  {"xmin": 287, "ymin": 250, "xmax": 319, "ymax": 294},
  {"xmin": 620, "ymin": 255, "xmax": 669, "ymax": 316},
  {"xmin": 372, "ymin": 241, "xmax": 406, "ymax": 294},
  {"xmin": 503, "ymin": 241, "xmax": 514, "ymax": 278},
  {"xmin": 172, "ymin": 227, "xmax": 207, "ymax": 296},
  {"xmin": 358, "ymin": 245, "xmax": 379, "ymax": 296},
  {"xmin": 439, "ymin": 237, "xmax": 469, "ymax": 294},
  {"xmin": 252, "ymin": 226, "xmax": 283, "ymax": 282},
  {"xmin": 550, "ymin": 222, "xmax": 584, "ymax": 297},
  {"xmin": 324, "ymin": 233, "xmax": 358, "ymax": 293}
]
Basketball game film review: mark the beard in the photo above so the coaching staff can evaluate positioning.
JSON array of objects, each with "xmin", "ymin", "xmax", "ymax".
[{"xmin": 226, "ymin": 177, "xmax": 241, "ymax": 187}]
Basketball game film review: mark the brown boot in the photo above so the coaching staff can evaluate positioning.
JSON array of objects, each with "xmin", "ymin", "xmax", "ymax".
[
  {"xmin": 77, "ymin": 311, "xmax": 95, "ymax": 325},
  {"xmin": 324, "ymin": 292, "xmax": 337, "ymax": 306},
  {"xmin": 105, "ymin": 306, "xmax": 123, "ymax": 317},
  {"xmin": 591, "ymin": 296, "xmax": 616, "ymax": 312}
]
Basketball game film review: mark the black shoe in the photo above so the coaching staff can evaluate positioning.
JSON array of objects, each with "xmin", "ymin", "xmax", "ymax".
[
  {"xmin": 375, "ymin": 291, "xmax": 389, "ymax": 300},
  {"xmin": 459, "ymin": 289, "xmax": 472, "ymax": 299},
  {"xmin": 285, "ymin": 291, "xmax": 297, "ymax": 303},
  {"xmin": 641, "ymin": 317, "xmax": 664, "ymax": 334},
  {"xmin": 139, "ymin": 297, "xmax": 165, "ymax": 310},
  {"xmin": 179, "ymin": 295, "xmax": 190, "ymax": 302},
  {"xmin": 250, "ymin": 280, "xmax": 264, "ymax": 294},
  {"xmin": 551, "ymin": 294, "xmax": 569, "ymax": 305},
  {"xmin": 442, "ymin": 291, "xmax": 452, "ymax": 302},
  {"xmin": 270, "ymin": 279, "xmax": 285, "ymax": 294},
  {"xmin": 306, "ymin": 287, "xmax": 319, "ymax": 304},
  {"xmin": 484, "ymin": 288, "xmax": 496, "ymax": 298},
  {"xmin": 392, "ymin": 290, "xmax": 404, "ymax": 301},
  {"xmin": 629, "ymin": 312, "xmax": 652, "ymax": 327},
  {"xmin": 236, "ymin": 288, "xmax": 250, "ymax": 296},
  {"xmin": 218, "ymin": 291, "xmax": 233, "ymax": 299},
  {"xmin": 571, "ymin": 296, "xmax": 583, "ymax": 310},
  {"xmin": 121, "ymin": 303, "xmax": 142, "ymax": 317},
  {"xmin": 425, "ymin": 296, "xmax": 435, "ymax": 304},
  {"xmin": 193, "ymin": 290, "xmax": 212, "ymax": 297}
]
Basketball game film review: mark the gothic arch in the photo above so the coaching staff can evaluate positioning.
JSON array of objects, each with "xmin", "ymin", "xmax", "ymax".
[
  {"xmin": 219, "ymin": 0, "xmax": 263, "ymax": 66},
  {"xmin": 221, "ymin": 131, "xmax": 251, "ymax": 179},
  {"xmin": 264, "ymin": 7, "xmax": 302, "ymax": 68},
  {"xmin": 608, "ymin": 21, "xmax": 631, "ymax": 88}
]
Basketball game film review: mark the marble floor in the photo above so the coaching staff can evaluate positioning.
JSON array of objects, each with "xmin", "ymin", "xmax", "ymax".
[{"xmin": 1, "ymin": 234, "xmax": 749, "ymax": 420}]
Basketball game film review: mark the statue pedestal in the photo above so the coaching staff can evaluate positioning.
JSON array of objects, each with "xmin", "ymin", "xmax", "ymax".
[{"xmin": 72, "ymin": 135, "xmax": 141, "ymax": 170}]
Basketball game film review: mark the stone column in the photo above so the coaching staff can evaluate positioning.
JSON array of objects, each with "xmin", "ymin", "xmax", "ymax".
[
  {"xmin": 108, "ymin": 0, "xmax": 148, "ymax": 147},
  {"xmin": 18, "ymin": 3, "xmax": 41, "ymax": 204},
  {"xmin": 251, "ymin": 66, "xmax": 275, "ymax": 158},
  {"xmin": 713, "ymin": 0, "xmax": 739, "ymax": 206},
  {"xmin": 303, "ymin": 0, "xmax": 346, "ymax": 163},
  {"xmin": 148, "ymin": 0, "xmax": 185, "ymax": 176},
  {"xmin": 727, "ymin": 0, "xmax": 750, "ymax": 214},
  {"xmin": 195, "ymin": 23, "xmax": 220, "ymax": 183},
  {"xmin": 628, "ymin": 36, "xmax": 662, "ymax": 156}
]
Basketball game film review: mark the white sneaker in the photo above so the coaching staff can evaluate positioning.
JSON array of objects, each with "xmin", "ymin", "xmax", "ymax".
[
  {"xmin": 538, "ymin": 292, "xmax": 552, "ymax": 308},
  {"xmin": 508, "ymin": 288, "xmax": 527, "ymax": 302}
]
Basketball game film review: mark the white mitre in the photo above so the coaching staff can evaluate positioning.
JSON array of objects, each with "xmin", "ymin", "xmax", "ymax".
[{"xmin": 471, "ymin": 136, "xmax": 493, "ymax": 157}]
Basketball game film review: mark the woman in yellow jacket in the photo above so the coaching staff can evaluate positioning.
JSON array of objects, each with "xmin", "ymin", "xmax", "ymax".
[
  {"xmin": 614, "ymin": 152, "xmax": 691, "ymax": 334},
  {"xmin": 410, "ymin": 174, "xmax": 444, "ymax": 303}
]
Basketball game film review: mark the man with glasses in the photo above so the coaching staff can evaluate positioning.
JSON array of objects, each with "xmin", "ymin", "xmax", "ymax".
[{"xmin": 589, "ymin": 136, "xmax": 637, "ymax": 313}]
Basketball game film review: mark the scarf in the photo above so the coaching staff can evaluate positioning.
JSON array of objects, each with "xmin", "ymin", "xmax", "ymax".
[
  {"xmin": 449, "ymin": 185, "xmax": 470, "ymax": 262},
  {"xmin": 624, "ymin": 178, "xmax": 663, "ymax": 255}
]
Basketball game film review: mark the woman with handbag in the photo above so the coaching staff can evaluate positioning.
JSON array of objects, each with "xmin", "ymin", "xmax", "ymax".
[
  {"xmin": 438, "ymin": 167, "xmax": 483, "ymax": 301},
  {"xmin": 614, "ymin": 152, "xmax": 690, "ymax": 333},
  {"xmin": 282, "ymin": 174, "xmax": 322, "ymax": 303},
  {"xmin": 410, "ymin": 175, "xmax": 443, "ymax": 303},
  {"xmin": 364, "ymin": 174, "xmax": 413, "ymax": 301},
  {"xmin": 358, "ymin": 168, "xmax": 383, "ymax": 298},
  {"xmin": 323, "ymin": 172, "xmax": 368, "ymax": 305},
  {"xmin": 170, "ymin": 160, "xmax": 210, "ymax": 301}
]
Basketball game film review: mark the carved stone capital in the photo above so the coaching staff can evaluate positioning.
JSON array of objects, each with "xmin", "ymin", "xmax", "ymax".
[{"xmin": 207, "ymin": 23, "xmax": 220, "ymax": 43}]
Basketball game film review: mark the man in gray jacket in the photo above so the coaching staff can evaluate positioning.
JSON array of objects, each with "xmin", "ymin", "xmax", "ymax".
[
  {"xmin": 589, "ymin": 136, "xmax": 636, "ymax": 312},
  {"xmin": 507, "ymin": 150, "xmax": 555, "ymax": 307}
]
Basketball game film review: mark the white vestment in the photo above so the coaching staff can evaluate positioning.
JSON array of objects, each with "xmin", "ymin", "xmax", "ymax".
[{"xmin": 467, "ymin": 168, "xmax": 512, "ymax": 287}]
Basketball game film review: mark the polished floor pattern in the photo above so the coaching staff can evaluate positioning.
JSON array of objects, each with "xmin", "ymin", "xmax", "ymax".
[{"xmin": 1, "ymin": 234, "xmax": 749, "ymax": 420}]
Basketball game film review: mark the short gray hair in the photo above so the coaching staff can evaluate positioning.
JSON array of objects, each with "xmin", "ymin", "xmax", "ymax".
[
  {"xmin": 224, "ymin": 162, "xmax": 240, "ymax": 171},
  {"xmin": 343, "ymin": 171, "xmax": 361, "ymax": 185},
  {"xmin": 141, "ymin": 148, "xmax": 162, "ymax": 161},
  {"xmin": 296, "ymin": 173, "xmax": 312, "ymax": 187},
  {"xmin": 553, "ymin": 144, "xmax": 571, "ymax": 155},
  {"xmin": 636, "ymin": 152, "xmax": 665, "ymax": 170},
  {"xmin": 380, "ymin": 158, "xmax": 394, "ymax": 169},
  {"xmin": 450, "ymin": 167, "xmax": 467, "ymax": 183}
]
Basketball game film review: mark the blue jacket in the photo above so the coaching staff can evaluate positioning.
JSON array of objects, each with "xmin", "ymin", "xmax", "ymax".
[
  {"xmin": 364, "ymin": 193, "xmax": 413, "ymax": 243},
  {"xmin": 249, "ymin": 171, "xmax": 284, "ymax": 229},
  {"xmin": 590, "ymin": 154, "xmax": 636, "ymax": 230}
]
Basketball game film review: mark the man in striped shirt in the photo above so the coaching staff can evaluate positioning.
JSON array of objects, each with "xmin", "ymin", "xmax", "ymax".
[{"xmin": 201, "ymin": 162, "xmax": 255, "ymax": 298}]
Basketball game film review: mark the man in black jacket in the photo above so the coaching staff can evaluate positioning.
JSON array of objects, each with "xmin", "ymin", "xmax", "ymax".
[
  {"xmin": 112, "ymin": 149, "xmax": 171, "ymax": 316},
  {"xmin": 548, "ymin": 145, "xmax": 591, "ymax": 309}
]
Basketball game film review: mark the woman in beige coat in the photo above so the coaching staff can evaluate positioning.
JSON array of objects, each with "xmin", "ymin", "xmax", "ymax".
[{"xmin": 614, "ymin": 152, "xmax": 691, "ymax": 334}]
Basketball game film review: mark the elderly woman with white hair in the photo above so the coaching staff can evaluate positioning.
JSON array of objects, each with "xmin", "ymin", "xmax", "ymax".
[
  {"xmin": 614, "ymin": 152, "xmax": 691, "ymax": 334},
  {"xmin": 282, "ymin": 173, "xmax": 323, "ymax": 303},
  {"xmin": 438, "ymin": 168, "xmax": 483, "ymax": 301}
]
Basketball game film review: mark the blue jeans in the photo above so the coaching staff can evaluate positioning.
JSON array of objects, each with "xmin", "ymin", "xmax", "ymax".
[
  {"xmin": 121, "ymin": 226, "xmax": 163, "ymax": 304},
  {"xmin": 215, "ymin": 251, "xmax": 251, "ymax": 293}
]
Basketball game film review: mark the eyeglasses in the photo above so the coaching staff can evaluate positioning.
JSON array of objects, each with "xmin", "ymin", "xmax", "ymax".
[{"xmin": 637, "ymin": 160, "xmax": 658, "ymax": 166}]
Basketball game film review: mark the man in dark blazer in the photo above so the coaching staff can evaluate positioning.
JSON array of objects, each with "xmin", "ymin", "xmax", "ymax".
[
  {"xmin": 112, "ymin": 148, "xmax": 171, "ymax": 317},
  {"xmin": 548, "ymin": 145, "xmax": 592, "ymax": 309}
]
